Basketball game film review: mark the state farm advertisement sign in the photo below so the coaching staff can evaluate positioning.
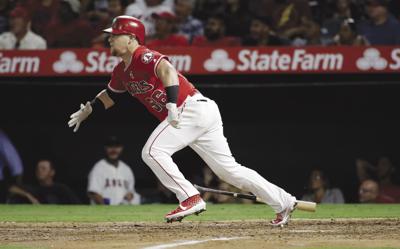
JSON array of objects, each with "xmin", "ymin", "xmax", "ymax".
[{"xmin": 0, "ymin": 46, "xmax": 399, "ymax": 77}]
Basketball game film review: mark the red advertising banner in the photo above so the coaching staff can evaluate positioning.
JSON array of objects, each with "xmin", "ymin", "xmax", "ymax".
[{"xmin": 0, "ymin": 46, "xmax": 399, "ymax": 77}]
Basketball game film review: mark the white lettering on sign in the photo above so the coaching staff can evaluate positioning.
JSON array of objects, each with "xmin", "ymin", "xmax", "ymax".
[
  {"xmin": 84, "ymin": 51, "xmax": 191, "ymax": 73},
  {"xmin": 169, "ymin": 55, "xmax": 191, "ymax": 72},
  {"xmin": 0, "ymin": 53, "xmax": 40, "ymax": 73},
  {"xmin": 237, "ymin": 49, "xmax": 343, "ymax": 72},
  {"xmin": 389, "ymin": 48, "xmax": 400, "ymax": 70},
  {"xmin": 86, "ymin": 51, "xmax": 120, "ymax": 73}
]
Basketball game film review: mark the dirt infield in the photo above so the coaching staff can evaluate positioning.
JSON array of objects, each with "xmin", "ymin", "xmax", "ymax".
[{"xmin": 1, "ymin": 218, "xmax": 400, "ymax": 249}]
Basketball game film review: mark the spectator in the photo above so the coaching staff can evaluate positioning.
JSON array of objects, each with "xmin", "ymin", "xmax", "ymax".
[
  {"xmin": 81, "ymin": 0, "xmax": 109, "ymax": 13},
  {"xmin": 84, "ymin": 1, "xmax": 111, "ymax": 35},
  {"xmin": 91, "ymin": 0, "xmax": 126, "ymax": 47},
  {"xmin": 223, "ymin": 0, "xmax": 252, "ymax": 37},
  {"xmin": 174, "ymin": 0, "xmax": 203, "ymax": 43},
  {"xmin": 87, "ymin": 136, "xmax": 140, "ymax": 205},
  {"xmin": 8, "ymin": 159, "xmax": 80, "ymax": 204},
  {"xmin": 269, "ymin": 0, "xmax": 313, "ymax": 39},
  {"xmin": 146, "ymin": 10, "xmax": 188, "ymax": 47},
  {"xmin": 214, "ymin": 181, "xmax": 254, "ymax": 204},
  {"xmin": 195, "ymin": 166, "xmax": 252, "ymax": 204},
  {"xmin": 45, "ymin": 0, "xmax": 94, "ymax": 48},
  {"xmin": 332, "ymin": 18, "xmax": 369, "ymax": 45},
  {"xmin": 191, "ymin": 0, "xmax": 224, "ymax": 21},
  {"xmin": 251, "ymin": 1, "xmax": 316, "ymax": 46},
  {"xmin": 242, "ymin": 16, "xmax": 287, "ymax": 46},
  {"xmin": 248, "ymin": 0, "xmax": 273, "ymax": 18},
  {"xmin": 388, "ymin": 0, "xmax": 400, "ymax": 19},
  {"xmin": 141, "ymin": 181, "xmax": 176, "ymax": 204},
  {"xmin": 107, "ymin": 0, "xmax": 126, "ymax": 18},
  {"xmin": 192, "ymin": 14, "xmax": 240, "ymax": 46},
  {"xmin": 0, "ymin": 129, "xmax": 24, "ymax": 203},
  {"xmin": 358, "ymin": 0, "xmax": 400, "ymax": 45},
  {"xmin": 307, "ymin": 0, "xmax": 326, "ymax": 24},
  {"xmin": 356, "ymin": 157, "xmax": 400, "ymax": 202},
  {"xmin": 359, "ymin": 179, "xmax": 395, "ymax": 203},
  {"xmin": 30, "ymin": 0, "xmax": 59, "ymax": 37},
  {"xmin": 0, "ymin": 7, "xmax": 47, "ymax": 49},
  {"xmin": 302, "ymin": 169, "xmax": 345, "ymax": 203},
  {"xmin": 197, "ymin": 166, "xmax": 220, "ymax": 203},
  {"xmin": 125, "ymin": 0, "xmax": 173, "ymax": 37},
  {"xmin": 321, "ymin": 0, "xmax": 361, "ymax": 42},
  {"xmin": 0, "ymin": 0, "xmax": 12, "ymax": 34},
  {"xmin": 289, "ymin": 16, "xmax": 324, "ymax": 46}
]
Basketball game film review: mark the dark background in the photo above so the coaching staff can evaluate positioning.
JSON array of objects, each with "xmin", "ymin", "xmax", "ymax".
[{"xmin": 1, "ymin": 73, "xmax": 399, "ymax": 203}]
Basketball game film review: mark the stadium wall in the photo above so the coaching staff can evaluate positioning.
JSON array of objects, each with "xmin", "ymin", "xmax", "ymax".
[{"xmin": 1, "ymin": 73, "xmax": 399, "ymax": 203}]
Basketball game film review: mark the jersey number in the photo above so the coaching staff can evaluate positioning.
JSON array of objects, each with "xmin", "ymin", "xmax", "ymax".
[{"xmin": 145, "ymin": 90, "xmax": 167, "ymax": 112}]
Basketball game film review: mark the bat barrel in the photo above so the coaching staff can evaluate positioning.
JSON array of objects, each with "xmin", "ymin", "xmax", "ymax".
[{"xmin": 295, "ymin": 200, "xmax": 316, "ymax": 212}]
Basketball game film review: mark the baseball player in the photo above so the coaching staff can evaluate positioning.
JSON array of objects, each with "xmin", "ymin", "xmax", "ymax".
[
  {"xmin": 87, "ymin": 136, "xmax": 141, "ymax": 205},
  {"xmin": 68, "ymin": 16, "xmax": 296, "ymax": 225}
]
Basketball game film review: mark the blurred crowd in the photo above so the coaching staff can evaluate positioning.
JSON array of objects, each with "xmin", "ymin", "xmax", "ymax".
[
  {"xmin": 0, "ymin": 0, "xmax": 400, "ymax": 50},
  {"xmin": 1, "ymin": 128, "xmax": 400, "ymax": 205}
]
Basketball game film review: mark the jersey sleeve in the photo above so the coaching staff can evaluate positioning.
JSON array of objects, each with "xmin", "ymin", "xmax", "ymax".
[
  {"xmin": 0, "ymin": 130, "xmax": 23, "ymax": 177},
  {"xmin": 136, "ymin": 49, "xmax": 168, "ymax": 78},
  {"xmin": 127, "ymin": 167, "xmax": 135, "ymax": 193},
  {"xmin": 87, "ymin": 164, "xmax": 104, "ymax": 195},
  {"xmin": 107, "ymin": 64, "xmax": 126, "ymax": 93}
]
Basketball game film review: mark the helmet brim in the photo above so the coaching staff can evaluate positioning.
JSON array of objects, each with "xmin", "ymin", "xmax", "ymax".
[
  {"xmin": 103, "ymin": 27, "xmax": 113, "ymax": 33},
  {"xmin": 102, "ymin": 26, "xmax": 142, "ymax": 44}
]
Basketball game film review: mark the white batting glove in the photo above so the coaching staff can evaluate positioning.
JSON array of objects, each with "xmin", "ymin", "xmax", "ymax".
[
  {"xmin": 68, "ymin": 101, "xmax": 93, "ymax": 132},
  {"xmin": 166, "ymin": 103, "xmax": 181, "ymax": 129}
]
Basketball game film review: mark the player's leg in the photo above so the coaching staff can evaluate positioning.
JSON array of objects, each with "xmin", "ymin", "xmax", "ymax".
[
  {"xmin": 141, "ymin": 120, "xmax": 200, "ymax": 202},
  {"xmin": 190, "ymin": 100, "xmax": 296, "ymax": 225},
  {"xmin": 141, "ymin": 96, "xmax": 211, "ymax": 221}
]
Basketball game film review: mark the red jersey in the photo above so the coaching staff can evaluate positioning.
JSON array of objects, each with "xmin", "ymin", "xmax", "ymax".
[{"xmin": 108, "ymin": 46, "xmax": 196, "ymax": 121}]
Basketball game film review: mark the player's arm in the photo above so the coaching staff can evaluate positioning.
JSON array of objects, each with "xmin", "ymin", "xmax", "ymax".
[
  {"xmin": 8, "ymin": 185, "xmax": 40, "ymax": 204},
  {"xmin": 68, "ymin": 88, "xmax": 121, "ymax": 132},
  {"xmin": 156, "ymin": 59, "xmax": 181, "ymax": 128},
  {"xmin": 124, "ymin": 170, "xmax": 136, "ymax": 202},
  {"xmin": 88, "ymin": 191, "xmax": 105, "ymax": 205}
]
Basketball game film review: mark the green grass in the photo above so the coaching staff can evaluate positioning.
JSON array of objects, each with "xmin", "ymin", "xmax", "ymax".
[{"xmin": 0, "ymin": 204, "xmax": 399, "ymax": 222}]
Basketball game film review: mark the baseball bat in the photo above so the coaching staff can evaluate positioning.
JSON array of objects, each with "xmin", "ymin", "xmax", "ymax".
[{"xmin": 194, "ymin": 184, "xmax": 316, "ymax": 212}]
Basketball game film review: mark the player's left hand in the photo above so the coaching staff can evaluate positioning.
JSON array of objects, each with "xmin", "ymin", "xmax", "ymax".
[
  {"xmin": 166, "ymin": 103, "xmax": 181, "ymax": 129},
  {"xmin": 124, "ymin": 193, "xmax": 134, "ymax": 201}
]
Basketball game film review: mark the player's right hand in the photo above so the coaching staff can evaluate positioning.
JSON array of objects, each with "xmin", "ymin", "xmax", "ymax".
[
  {"xmin": 166, "ymin": 103, "xmax": 181, "ymax": 129},
  {"xmin": 68, "ymin": 101, "xmax": 93, "ymax": 132}
]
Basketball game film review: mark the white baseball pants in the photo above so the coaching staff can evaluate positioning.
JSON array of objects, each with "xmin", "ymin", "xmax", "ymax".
[{"xmin": 142, "ymin": 93, "xmax": 295, "ymax": 213}]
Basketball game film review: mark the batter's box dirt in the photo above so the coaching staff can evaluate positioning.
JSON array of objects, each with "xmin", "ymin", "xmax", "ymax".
[{"xmin": 1, "ymin": 219, "xmax": 399, "ymax": 249}]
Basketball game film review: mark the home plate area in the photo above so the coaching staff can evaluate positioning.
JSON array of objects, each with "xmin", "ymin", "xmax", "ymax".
[{"xmin": 1, "ymin": 219, "xmax": 399, "ymax": 249}]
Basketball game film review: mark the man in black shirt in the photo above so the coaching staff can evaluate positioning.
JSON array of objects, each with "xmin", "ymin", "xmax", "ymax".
[
  {"xmin": 8, "ymin": 159, "xmax": 80, "ymax": 204},
  {"xmin": 242, "ymin": 16, "xmax": 288, "ymax": 46}
]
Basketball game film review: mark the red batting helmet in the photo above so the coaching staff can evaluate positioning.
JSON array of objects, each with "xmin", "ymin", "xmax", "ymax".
[{"xmin": 103, "ymin": 16, "xmax": 145, "ymax": 44}]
